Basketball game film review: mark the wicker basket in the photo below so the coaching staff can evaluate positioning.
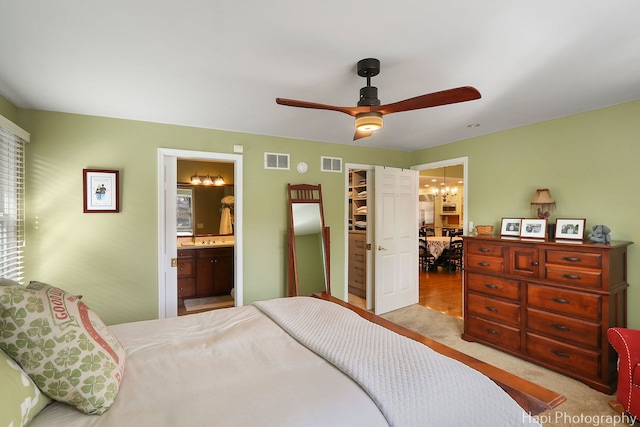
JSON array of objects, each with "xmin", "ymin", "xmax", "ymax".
[{"xmin": 475, "ymin": 225, "xmax": 494, "ymax": 235}]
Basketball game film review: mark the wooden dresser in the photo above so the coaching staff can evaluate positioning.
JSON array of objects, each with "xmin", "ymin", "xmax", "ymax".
[{"xmin": 462, "ymin": 235, "xmax": 632, "ymax": 393}]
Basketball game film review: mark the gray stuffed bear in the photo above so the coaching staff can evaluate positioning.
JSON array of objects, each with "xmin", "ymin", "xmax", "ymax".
[{"xmin": 589, "ymin": 225, "xmax": 611, "ymax": 243}]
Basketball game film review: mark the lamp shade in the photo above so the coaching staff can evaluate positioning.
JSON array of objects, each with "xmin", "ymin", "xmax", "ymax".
[{"xmin": 531, "ymin": 188, "xmax": 555, "ymax": 206}]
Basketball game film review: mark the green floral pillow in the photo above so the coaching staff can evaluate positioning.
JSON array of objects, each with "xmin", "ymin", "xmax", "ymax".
[
  {"xmin": 0, "ymin": 280, "xmax": 126, "ymax": 415},
  {"xmin": 0, "ymin": 348, "xmax": 51, "ymax": 427}
]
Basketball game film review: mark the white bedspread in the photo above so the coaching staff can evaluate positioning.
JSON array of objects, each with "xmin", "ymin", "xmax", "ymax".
[
  {"xmin": 29, "ymin": 304, "xmax": 387, "ymax": 427},
  {"xmin": 28, "ymin": 297, "xmax": 541, "ymax": 427},
  {"xmin": 254, "ymin": 297, "xmax": 541, "ymax": 427}
]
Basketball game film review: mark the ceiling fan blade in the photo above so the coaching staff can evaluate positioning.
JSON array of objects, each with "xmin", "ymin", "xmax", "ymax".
[
  {"xmin": 276, "ymin": 98, "xmax": 367, "ymax": 117},
  {"xmin": 353, "ymin": 129, "xmax": 374, "ymax": 141},
  {"xmin": 375, "ymin": 86, "xmax": 481, "ymax": 115}
]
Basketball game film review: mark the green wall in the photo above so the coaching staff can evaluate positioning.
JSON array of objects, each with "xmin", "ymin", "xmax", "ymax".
[
  {"xmin": 14, "ymin": 108, "xmax": 408, "ymax": 325},
  {"xmin": 412, "ymin": 100, "xmax": 640, "ymax": 328},
  {"xmin": 4, "ymin": 93, "xmax": 639, "ymax": 328}
]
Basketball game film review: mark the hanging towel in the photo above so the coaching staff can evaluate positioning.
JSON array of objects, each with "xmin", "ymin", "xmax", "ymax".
[{"xmin": 219, "ymin": 207, "xmax": 233, "ymax": 234}]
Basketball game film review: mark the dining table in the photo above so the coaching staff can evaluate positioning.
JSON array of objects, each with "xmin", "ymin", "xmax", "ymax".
[{"xmin": 421, "ymin": 236, "xmax": 462, "ymax": 260}]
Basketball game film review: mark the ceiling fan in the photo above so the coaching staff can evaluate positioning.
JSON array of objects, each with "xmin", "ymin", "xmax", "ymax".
[{"xmin": 276, "ymin": 58, "xmax": 481, "ymax": 141}]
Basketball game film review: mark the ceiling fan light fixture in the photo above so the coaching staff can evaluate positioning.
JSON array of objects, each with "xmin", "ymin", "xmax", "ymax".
[{"xmin": 355, "ymin": 112, "xmax": 383, "ymax": 132}]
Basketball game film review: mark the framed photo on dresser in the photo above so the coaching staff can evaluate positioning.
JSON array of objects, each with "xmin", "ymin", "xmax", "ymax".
[
  {"xmin": 520, "ymin": 218, "xmax": 547, "ymax": 239},
  {"xmin": 500, "ymin": 218, "xmax": 522, "ymax": 237},
  {"xmin": 555, "ymin": 218, "xmax": 586, "ymax": 240}
]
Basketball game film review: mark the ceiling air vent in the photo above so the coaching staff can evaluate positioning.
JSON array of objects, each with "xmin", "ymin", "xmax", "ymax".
[
  {"xmin": 321, "ymin": 156, "xmax": 342, "ymax": 173},
  {"xmin": 264, "ymin": 152, "xmax": 290, "ymax": 170}
]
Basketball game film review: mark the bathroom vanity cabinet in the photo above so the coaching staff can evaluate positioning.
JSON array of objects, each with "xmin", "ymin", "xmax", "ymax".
[
  {"xmin": 196, "ymin": 247, "xmax": 234, "ymax": 296},
  {"xmin": 177, "ymin": 247, "xmax": 234, "ymax": 298}
]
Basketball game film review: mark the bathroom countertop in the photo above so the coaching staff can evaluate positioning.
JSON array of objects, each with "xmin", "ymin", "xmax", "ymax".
[{"xmin": 179, "ymin": 242, "xmax": 234, "ymax": 248}]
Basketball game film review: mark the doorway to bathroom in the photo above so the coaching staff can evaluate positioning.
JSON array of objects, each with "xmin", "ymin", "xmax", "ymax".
[
  {"xmin": 157, "ymin": 148, "xmax": 243, "ymax": 319},
  {"xmin": 176, "ymin": 159, "xmax": 236, "ymax": 315}
]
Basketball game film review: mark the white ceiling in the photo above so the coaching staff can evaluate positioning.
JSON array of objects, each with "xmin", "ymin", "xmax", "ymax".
[{"xmin": 2, "ymin": 1, "xmax": 639, "ymax": 152}]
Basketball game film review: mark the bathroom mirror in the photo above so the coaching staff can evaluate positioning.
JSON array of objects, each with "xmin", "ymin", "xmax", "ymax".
[
  {"xmin": 177, "ymin": 184, "xmax": 234, "ymax": 236},
  {"xmin": 287, "ymin": 184, "xmax": 330, "ymax": 296}
]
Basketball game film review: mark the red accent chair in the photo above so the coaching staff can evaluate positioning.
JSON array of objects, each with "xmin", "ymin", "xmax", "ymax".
[{"xmin": 608, "ymin": 328, "xmax": 640, "ymax": 418}]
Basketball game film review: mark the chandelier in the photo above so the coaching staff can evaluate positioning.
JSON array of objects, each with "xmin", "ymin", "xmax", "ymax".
[{"xmin": 432, "ymin": 167, "xmax": 458, "ymax": 202}]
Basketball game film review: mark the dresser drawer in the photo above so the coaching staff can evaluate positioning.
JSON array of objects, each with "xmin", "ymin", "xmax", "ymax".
[
  {"xmin": 466, "ymin": 255, "xmax": 505, "ymax": 273},
  {"xmin": 467, "ymin": 293, "xmax": 520, "ymax": 327},
  {"xmin": 466, "ymin": 241, "xmax": 504, "ymax": 258},
  {"xmin": 349, "ymin": 262, "xmax": 366, "ymax": 278},
  {"xmin": 526, "ymin": 307, "xmax": 600, "ymax": 348},
  {"xmin": 177, "ymin": 259, "xmax": 194, "ymax": 277},
  {"xmin": 467, "ymin": 273, "xmax": 520, "ymax": 301},
  {"xmin": 527, "ymin": 284, "xmax": 601, "ymax": 321},
  {"xmin": 526, "ymin": 333, "xmax": 600, "ymax": 378},
  {"xmin": 544, "ymin": 266, "xmax": 601, "ymax": 289},
  {"xmin": 467, "ymin": 316, "xmax": 520, "ymax": 351},
  {"xmin": 545, "ymin": 250, "xmax": 602, "ymax": 269},
  {"xmin": 349, "ymin": 232, "xmax": 367, "ymax": 248}
]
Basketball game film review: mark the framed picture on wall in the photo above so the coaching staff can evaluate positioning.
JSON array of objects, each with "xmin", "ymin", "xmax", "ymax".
[
  {"xmin": 83, "ymin": 169, "xmax": 120, "ymax": 213},
  {"xmin": 520, "ymin": 218, "xmax": 547, "ymax": 239},
  {"xmin": 555, "ymin": 218, "xmax": 586, "ymax": 240},
  {"xmin": 500, "ymin": 218, "xmax": 522, "ymax": 236}
]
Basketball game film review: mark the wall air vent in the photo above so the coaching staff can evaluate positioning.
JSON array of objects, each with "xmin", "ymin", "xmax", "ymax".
[
  {"xmin": 264, "ymin": 152, "xmax": 290, "ymax": 170},
  {"xmin": 321, "ymin": 156, "xmax": 342, "ymax": 173}
]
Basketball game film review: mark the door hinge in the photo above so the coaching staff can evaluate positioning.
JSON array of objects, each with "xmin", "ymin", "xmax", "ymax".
[
  {"xmin": 171, "ymin": 258, "xmax": 177, "ymax": 267},
  {"xmin": 366, "ymin": 243, "xmax": 372, "ymax": 250}
]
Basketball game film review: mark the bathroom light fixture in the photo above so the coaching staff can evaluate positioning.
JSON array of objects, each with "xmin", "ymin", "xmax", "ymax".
[
  {"xmin": 201, "ymin": 174, "xmax": 214, "ymax": 185},
  {"xmin": 190, "ymin": 172, "xmax": 202, "ymax": 185},
  {"xmin": 213, "ymin": 174, "xmax": 225, "ymax": 186},
  {"xmin": 355, "ymin": 112, "xmax": 383, "ymax": 132}
]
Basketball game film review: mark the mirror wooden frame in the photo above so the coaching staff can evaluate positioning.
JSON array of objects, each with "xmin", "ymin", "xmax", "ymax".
[{"xmin": 287, "ymin": 184, "xmax": 331, "ymax": 296}]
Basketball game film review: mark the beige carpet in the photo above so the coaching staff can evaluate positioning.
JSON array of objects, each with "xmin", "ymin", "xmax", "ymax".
[
  {"xmin": 381, "ymin": 304, "xmax": 637, "ymax": 427},
  {"xmin": 183, "ymin": 295, "xmax": 234, "ymax": 312}
]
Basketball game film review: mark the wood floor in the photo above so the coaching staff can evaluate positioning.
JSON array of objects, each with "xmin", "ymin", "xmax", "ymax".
[
  {"xmin": 349, "ymin": 268, "xmax": 462, "ymax": 317},
  {"xmin": 178, "ymin": 268, "xmax": 462, "ymax": 317}
]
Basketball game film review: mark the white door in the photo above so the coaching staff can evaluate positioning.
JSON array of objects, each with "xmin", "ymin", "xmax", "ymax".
[
  {"xmin": 374, "ymin": 166, "xmax": 419, "ymax": 315},
  {"xmin": 159, "ymin": 153, "xmax": 178, "ymax": 318}
]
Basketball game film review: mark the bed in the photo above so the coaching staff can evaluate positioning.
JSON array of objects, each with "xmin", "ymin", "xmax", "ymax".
[{"xmin": 1, "ymin": 281, "xmax": 563, "ymax": 427}]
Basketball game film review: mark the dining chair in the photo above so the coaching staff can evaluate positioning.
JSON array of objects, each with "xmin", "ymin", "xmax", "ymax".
[
  {"xmin": 444, "ymin": 231, "xmax": 464, "ymax": 273},
  {"xmin": 419, "ymin": 238, "xmax": 436, "ymax": 272}
]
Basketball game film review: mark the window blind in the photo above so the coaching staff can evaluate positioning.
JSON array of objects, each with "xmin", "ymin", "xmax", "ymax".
[{"xmin": 0, "ymin": 124, "xmax": 26, "ymax": 282}]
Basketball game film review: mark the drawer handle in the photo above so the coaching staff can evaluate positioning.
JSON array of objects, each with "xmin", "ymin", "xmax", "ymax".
[
  {"xmin": 561, "ymin": 274, "xmax": 581, "ymax": 280},
  {"xmin": 551, "ymin": 350, "xmax": 570, "ymax": 358},
  {"xmin": 531, "ymin": 261, "xmax": 539, "ymax": 266},
  {"xmin": 551, "ymin": 297, "xmax": 570, "ymax": 304},
  {"xmin": 485, "ymin": 328, "xmax": 498, "ymax": 335},
  {"xmin": 562, "ymin": 256, "xmax": 581, "ymax": 262},
  {"xmin": 551, "ymin": 323, "xmax": 570, "ymax": 331},
  {"xmin": 478, "ymin": 262, "xmax": 491, "ymax": 267},
  {"xmin": 484, "ymin": 306, "xmax": 498, "ymax": 312},
  {"xmin": 477, "ymin": 247, "xmax": 490, "ymax": 253},
  {"xmin": 484, "ymin": 284, "xmax": 499, "ymax": 289}
]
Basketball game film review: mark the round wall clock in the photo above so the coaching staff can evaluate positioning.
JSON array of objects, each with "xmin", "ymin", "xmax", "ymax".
[{"xmin": 296, "ymin": 162, "xmax": 308, "ymax": 174}]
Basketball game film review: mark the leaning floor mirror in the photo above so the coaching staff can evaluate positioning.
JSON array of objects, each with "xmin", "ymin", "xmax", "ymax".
[{"xmin": 287, "ymin": 184, "xmax": 330, "ymax": 296}]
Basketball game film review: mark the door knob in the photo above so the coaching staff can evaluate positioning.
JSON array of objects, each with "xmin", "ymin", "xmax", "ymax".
[{"xmin": 377, "ymin": 245, "xmax": 387, "ymax": 251}]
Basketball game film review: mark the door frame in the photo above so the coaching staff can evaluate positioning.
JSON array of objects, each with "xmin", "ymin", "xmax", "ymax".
[
  {"xmin": 157, "ymin": 148, "xmax": 243, "ymax": 318},
  {"xmin": 411, "ymin": 156, "xmax": 469, "ymax": 235}
]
